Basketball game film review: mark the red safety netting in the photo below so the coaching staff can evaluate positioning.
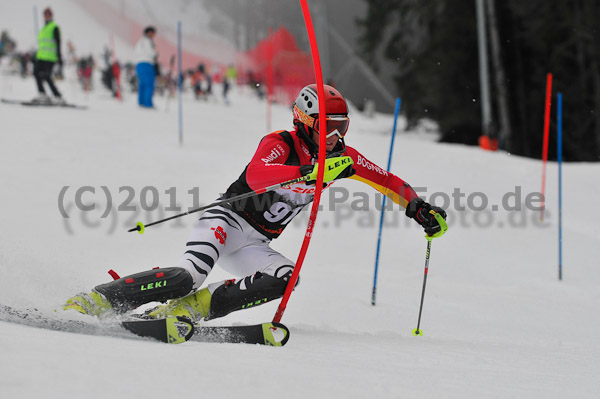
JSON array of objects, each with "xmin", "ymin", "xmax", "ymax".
[
  {"xmin": 244, "ymin": 27, "xmax": 314, "ymax": 105},
  {"xmin": 77, "ymin": 2, "xmax": 313, "ymax": 104}
]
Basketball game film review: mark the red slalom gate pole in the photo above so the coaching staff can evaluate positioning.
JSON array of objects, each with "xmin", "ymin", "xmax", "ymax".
[
  {"xmin": 540, "ymin": 73, "xmax": 552, "ymax": 221},
  {"xmin": 267, "ymin": 27, "xmax": 273, "ymax": 132},
  {"xmin": 109, "ymin": 33, "xmax": 122, "ymax": 101},
  {"xmin": 273, "ymin": 0, "xmax": 327, "ymax": 323}
]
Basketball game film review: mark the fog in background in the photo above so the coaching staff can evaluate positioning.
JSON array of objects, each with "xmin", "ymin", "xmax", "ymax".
[{"xmin": 202, "ymin": 0, "xmax": 398, "ymax": 113}]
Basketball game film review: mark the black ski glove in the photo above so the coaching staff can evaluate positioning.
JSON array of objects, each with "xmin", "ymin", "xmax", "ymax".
[{"xmin": 406, "ymin": 198, "xmax": 447, "ymax": 236}]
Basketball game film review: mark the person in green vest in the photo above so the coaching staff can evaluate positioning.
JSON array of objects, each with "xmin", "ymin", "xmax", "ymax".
[{"xmin": 33, "ymin": 7, "xmax": 64, "ymax": 105}]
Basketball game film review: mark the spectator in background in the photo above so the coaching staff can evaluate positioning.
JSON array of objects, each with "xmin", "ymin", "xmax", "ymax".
[
  {"xmin": 247, "ymin": 70, "xmax": 265, "ymax": 100},
  {"xmin": 225, "ymin": 64, "xmax": 237, "ymax": 84},
  {"xmin": 192, "ymin": 63, "xmax": 212, "ymax": 100},
  {"xmin": 0, "ymin": 30, "xmax": 17, "ymax": 59},
  {"xmin": 133, "ymin": 26, "xmax": 158, "ymax": 108},
  {"xmin": 204, "ymin": 65, "xmax": 213, "ymax": 96},
  {"xmin": 223, "ymin": 64, "xmax": 237, "ymax": 105},
  {"xmin": 101, "ymin": 47, "xmax": 120, "ymax": 97},
  {"xmin": 33, "ymin": 7, "xmax": 64, "ymax": 104},
  {"xmin": 17, "ymin": 51, "xmax": 33, "ymax": 78},
  {"xmin": 124, "ymin": 63, "xmax": 138, "ymax": 92},
  {"xmin": 66, "ymin": 40, "xmax": 77, "ymax": 65},
  {"xmin": 77, "ymin": 55, "xmax": 94, "ymax": 92}
]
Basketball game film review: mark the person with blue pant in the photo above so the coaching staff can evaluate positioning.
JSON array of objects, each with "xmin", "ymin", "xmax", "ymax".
[{"xmin": 133, "ymin": 26, "xmax": 158, "ymax": 108}]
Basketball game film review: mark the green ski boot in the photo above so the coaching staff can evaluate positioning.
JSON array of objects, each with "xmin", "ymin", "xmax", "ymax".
[
  {"xmin": 63, "ymin": 290, "xmax": 113, "ymax": 318},
  {"xmin": 145, "ymin": 288, "xmax": 212, "ymax": 322}
]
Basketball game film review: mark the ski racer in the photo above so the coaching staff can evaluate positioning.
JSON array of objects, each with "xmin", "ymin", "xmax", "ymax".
[{"xmin": 63, "ymin": 84, "xmax": 447, "ymax": 321}]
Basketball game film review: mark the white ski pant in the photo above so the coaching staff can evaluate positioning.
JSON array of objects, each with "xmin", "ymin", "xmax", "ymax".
[{"xmin": 177, "ymin": 206, "xmax": 295, "ymax": 292}]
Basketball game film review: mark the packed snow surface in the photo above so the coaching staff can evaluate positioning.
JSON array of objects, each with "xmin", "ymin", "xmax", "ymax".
[{"xmin": 1, "ymin": 1, "xmax": 600, "ymax": 398}]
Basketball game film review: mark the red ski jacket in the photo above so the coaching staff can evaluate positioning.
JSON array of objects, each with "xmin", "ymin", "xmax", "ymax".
[{"xmin": 223, "ymin": 128, "xmax": 418, "ymax": 239}]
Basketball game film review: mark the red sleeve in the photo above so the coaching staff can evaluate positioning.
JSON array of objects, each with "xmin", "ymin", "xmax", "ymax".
[
  {"xmin": 245, "ymin": 133, "xmax": 303, "ymax": 190},
  {"xmin": 345, "ymin": 146, "xmax": 418, "ymax": 208}
]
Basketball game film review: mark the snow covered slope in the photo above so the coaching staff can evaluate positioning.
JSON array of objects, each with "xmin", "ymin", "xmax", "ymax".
[
  {"xmin": 2, "ymin": 3, "xmax": 600, "ymax": 399},
  {"xmin": 0, "ymin": 0, "xmax": 133, "ymax": 58}
]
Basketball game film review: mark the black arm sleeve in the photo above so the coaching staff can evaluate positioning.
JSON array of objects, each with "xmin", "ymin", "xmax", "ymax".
[{"xmin": 53, "ymin": 26, "xmax": 62, "ymax": 64}]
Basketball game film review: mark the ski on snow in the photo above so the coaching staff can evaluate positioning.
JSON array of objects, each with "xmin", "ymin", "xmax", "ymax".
[
  {"xmin": 122, "ymin": 316, "xmax": 290, "ymax": 346},
  {"xmin": 0, "ymin": 304, "xmax": 290, "ymax": 346},
  {"xmin": 1, "ymin": 98, "xmax": 88, "ymax": 110}
]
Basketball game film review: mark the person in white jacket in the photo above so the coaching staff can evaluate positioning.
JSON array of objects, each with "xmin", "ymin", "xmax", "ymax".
[{"xmin": 133, "ymin": 26, "xmax": 158, "ymax": 108}]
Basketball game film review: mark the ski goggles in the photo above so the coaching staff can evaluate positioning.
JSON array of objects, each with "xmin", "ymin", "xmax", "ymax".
[{"xmin": 293, "ymin": 105, "xmax": 350, "ymax": 138}]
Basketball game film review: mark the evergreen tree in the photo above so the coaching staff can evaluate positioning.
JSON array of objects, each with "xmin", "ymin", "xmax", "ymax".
[{"xmin": 358, "ymin": 0, "xmax": 600, "ymax": 161}]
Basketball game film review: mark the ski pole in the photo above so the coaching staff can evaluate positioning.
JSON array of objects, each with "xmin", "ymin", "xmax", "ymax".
[
  {"xmin": 412, "ymin": 237, "xmax": 432, "ymax": 337},
  {"xmin": 412, "ymin": 212, "xmax": 447, "ymax": 336},
  {"xmin": 128, "ymin": 175, "xmax": 311, "ymax": 234}
]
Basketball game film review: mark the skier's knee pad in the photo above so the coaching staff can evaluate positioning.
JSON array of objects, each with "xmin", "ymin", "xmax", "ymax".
[
  {"xmin": 268, "ymin": 265, "xmax": 300, "ymax": 289},
  {"xmin": 95, "ymin": 267, "xmax": 193, "ymax": 313},
  {"xmin": 208, "ymin": 269, "xmax": 294, "ymax": 320}
]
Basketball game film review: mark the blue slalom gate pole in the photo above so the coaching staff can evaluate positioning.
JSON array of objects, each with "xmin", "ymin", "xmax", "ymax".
[
  {"xmin": 557, "ymin": 92, "xmax": 563, "ymax": 281},
  {"xmin": 177, "ymin": 21, "xmax": 183, "ymax": 146},
  {"xmin": 371, "ymin": 97, "xmax": 402, "ymax": 305}
]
